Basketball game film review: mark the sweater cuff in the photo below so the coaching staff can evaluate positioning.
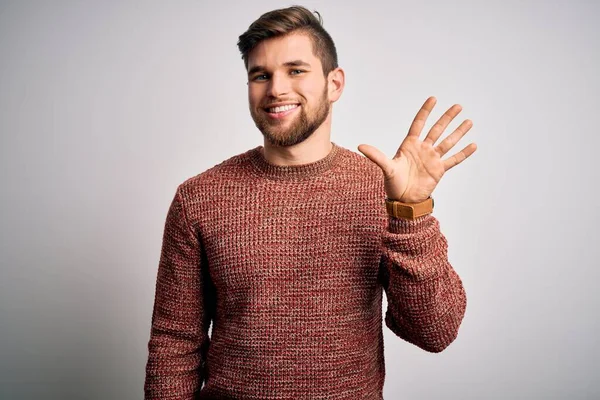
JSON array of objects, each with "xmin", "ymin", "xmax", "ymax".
[
  {"xmin": 387, "ymin": 213, "xmax": 436, "ymax": 235},
  {"xmin": 383, "ymin": 214, "xmax": 441, "ymax": 258}
]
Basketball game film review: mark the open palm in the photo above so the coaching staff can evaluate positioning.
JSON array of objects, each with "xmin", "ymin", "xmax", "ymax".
[{"xmin": 358, "ymin": 96, "xmax": 477, "ymax": 203}]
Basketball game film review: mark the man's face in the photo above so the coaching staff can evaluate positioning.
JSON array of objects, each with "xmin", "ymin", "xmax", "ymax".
[{"xmin": 247, "ymin": 33, "xmax": 331, "ymax": 147}]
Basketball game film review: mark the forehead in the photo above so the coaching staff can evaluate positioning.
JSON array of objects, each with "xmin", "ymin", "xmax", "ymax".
[{"xmin": 247, "ymin": 32, "xmax": 322, "ymax": 70}]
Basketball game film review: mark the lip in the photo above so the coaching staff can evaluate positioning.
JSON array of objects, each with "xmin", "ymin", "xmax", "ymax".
[{"xmin": 264, "ymin": 103, "xmax": 300, "ymax": 120}]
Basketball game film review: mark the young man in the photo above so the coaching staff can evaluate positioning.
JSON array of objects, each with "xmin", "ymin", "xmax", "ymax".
[{"xmin": 144, "ymin": 6, "xmax": 476, "ymax": 400}]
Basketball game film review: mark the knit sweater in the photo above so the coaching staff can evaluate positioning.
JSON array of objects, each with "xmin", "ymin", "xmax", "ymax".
[{"xmin": 144, "ymin": 142, "xmax": 467, "ymax": 400}]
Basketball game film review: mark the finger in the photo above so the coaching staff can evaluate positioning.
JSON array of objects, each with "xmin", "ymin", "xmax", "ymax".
[
  {"xmin": 407, "ymin": 96, "xmax": 437, "ymax": 139},
  {"xmin": 357, "ymin": 144, "xmax": 393, "ymax": 176},
  {"xmin": 424, "ymin": 104, "xmax": 463, "ymax": 146},
  {"xmin": 435, "ymin": 119, "xmax": 473, "ymax": 156},
  {"xmin": 442, "ymin": 143, "xmax": 478, "ymax": 171}
]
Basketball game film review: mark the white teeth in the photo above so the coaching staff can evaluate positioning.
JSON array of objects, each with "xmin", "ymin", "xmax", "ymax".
[{"xmin": 268, "ymin": 104, "xmax": 298, "ymax": 113}]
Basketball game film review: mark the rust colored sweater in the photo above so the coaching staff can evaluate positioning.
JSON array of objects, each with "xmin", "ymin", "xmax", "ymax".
[{"xmin": 144, "ymin": 142, "xmax": 466, "ymax": 399}]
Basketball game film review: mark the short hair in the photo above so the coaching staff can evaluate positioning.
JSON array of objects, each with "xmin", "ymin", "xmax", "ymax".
[{"xmin": 237, "ymin": 5, "xmax": 339, "ymax": 76}]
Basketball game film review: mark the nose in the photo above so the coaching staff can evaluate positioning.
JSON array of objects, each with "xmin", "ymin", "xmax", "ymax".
[{"xmin": 266, "ymin": 72, "xmax": 290, "ymax": 98}]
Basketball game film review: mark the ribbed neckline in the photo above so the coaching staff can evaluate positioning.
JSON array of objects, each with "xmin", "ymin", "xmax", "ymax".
[{"xmin": 248, "ymin": 142, "xmax": 342, "ymax": 180}]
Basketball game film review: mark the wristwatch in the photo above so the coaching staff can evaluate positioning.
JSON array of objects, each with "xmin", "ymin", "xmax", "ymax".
[{"xmin": 385, "ymin": 196, "xmax": 434, "ymax": 220}]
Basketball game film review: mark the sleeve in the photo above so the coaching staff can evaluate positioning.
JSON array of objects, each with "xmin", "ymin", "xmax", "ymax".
[
  {"xmin": 144, "ymin": 187, "xmax": 214, "ymax": 399},
  {"xmin": 378, "ymin": 213, "xmax": 467, "ymax": 353}
]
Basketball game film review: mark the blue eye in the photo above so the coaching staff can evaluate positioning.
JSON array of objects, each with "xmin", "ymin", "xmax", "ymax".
[
  {"xmin": 253, "ymin": 74, "xmax": 268, "ymax": 81},
  {"xmin": 290, "ymin": 69, "xmax": 304, "ymax": 75}
]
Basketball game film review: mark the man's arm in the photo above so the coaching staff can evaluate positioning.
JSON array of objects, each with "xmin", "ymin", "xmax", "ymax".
[
  {"xmin": 359, "ymin": 96, "xmax": 474, "ymax": 352},
  {"xmin": 378, "ymin": 214, "xmax": 466, "ymax": 353},
  {"xmin": 144, "ymin": 187, "xmax": 214, "ymax": 399}
]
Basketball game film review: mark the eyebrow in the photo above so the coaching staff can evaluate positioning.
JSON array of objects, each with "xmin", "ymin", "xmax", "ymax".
[{"xmin": 247, "ymin": 60, "xmax": 312, "ymax": 77}]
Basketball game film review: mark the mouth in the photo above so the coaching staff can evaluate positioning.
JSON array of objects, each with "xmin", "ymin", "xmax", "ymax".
[{"xmin": 263, "ymin": 103, "xmax": 300, "ymax": 119}]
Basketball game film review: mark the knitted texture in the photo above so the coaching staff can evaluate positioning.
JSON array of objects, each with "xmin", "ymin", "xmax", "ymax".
[{"xmin": 144, "ymin": 142, "xmax": 467, "ymax": 399}]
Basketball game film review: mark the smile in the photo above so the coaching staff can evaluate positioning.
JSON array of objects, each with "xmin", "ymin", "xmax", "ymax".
[
  {"xmin": 264, "ymin": 104, "xmax": 300, "ymax": 119},
  {"xmin": 266, "ymin": 104, "xmax": 299, "ymax": 113}
]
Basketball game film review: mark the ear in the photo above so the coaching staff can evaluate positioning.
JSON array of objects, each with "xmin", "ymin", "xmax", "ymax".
[{"xmin": 327, "ymin": 67, "xmax": 345, "ymax": 103}]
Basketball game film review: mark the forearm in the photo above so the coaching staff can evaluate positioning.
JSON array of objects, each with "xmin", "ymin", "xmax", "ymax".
[
  {"xmin": 380, "ymin": 214, "xmax": 466, "ymax": 353},
  {"xmin": 144, "ymin": 282, "xmax": 210, "ymax": 399}
]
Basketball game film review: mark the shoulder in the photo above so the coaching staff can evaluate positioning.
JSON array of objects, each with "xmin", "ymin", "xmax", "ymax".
[
  {"xmin": 175, "ymin": 147, "xmax": 259, "ymax": 202},
  {"xmin": 183, "ymin": 147, "xmax": 256, "ymax": 184},
  {"xmin": 334, "ymin": 144, "xmax": 382, "ymax": 181},
  {"xmin": 328, "ymin": 144, "xmax": 385, "ymax": 199}
]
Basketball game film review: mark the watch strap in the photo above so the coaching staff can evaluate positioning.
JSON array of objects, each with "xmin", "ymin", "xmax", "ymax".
[{"xmin": 385, "ymin": 196, "xmax": 434, "ymax": 220}]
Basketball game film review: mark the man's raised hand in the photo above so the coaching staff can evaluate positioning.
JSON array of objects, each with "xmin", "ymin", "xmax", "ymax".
[{"xmin": 358, "ymin": 96, "xmax": 477, "ymax": 203}]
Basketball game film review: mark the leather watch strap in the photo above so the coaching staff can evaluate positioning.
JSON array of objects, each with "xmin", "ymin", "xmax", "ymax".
[{"xmin": 385, "ymin": 196, "xmax": 434, "ymax": 220}]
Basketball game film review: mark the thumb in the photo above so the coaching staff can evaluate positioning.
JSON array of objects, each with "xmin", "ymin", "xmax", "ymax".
[{"xmin": 358, "ymin": 144, "xmax": 392, "ymax": 177}]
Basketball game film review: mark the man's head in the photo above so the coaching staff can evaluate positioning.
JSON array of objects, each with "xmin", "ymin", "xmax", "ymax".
[
  {"xmin": 238, "ymin": 6, "xmax": 338, "ymax": 76},
  {"xmin": 237, "ymin": 6, "xmax": 344, "ymax": 147}
]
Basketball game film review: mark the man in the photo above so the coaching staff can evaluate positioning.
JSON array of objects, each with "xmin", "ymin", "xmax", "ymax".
[{"xmin": 144, "ymin": 5, "xmax": 476, "ymax": 400}]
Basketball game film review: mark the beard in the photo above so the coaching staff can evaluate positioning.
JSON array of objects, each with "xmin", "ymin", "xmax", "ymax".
[{"xmin": 250, "ymin": 86, "xmax": 330, "ymax": 147}]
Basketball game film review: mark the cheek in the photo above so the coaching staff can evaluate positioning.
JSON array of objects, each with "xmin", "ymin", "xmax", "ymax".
[
  {"xmin": 248, "ymin": 89, "xmax": 261, "ymax": 107},
  {"xmin": 298, "ymin": 79, "xmax": 326, "ymax": 101}
]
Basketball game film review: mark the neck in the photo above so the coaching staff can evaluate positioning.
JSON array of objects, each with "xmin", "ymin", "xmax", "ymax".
[{"xmin": 261, "ymin": 117, "xmax": 333, "ymax": 166}]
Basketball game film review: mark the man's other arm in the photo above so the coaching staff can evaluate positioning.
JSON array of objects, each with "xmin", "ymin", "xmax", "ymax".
[{"xmin": 144, "ymin": 186, "xmax": 213, "ymax": 399}]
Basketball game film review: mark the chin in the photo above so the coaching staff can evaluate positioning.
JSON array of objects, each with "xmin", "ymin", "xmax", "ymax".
[{"xmin": 264, "ymin": 131, "xmax": 313, "ymax": 148}]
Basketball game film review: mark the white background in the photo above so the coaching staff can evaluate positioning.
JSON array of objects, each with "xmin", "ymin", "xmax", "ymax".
[{"xmin": 1, "ymin": 1, "xmax": 598, "ymax": 399}]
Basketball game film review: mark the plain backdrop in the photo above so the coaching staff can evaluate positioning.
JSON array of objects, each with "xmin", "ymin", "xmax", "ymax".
[{"xmin": 1, "ymin": 1, "xmax": 598, "ymax": 399}]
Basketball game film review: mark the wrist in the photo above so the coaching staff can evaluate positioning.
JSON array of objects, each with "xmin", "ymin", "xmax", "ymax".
[{"xmin": 385, "ymin": 196, "xmax": 434, "ymax": 220}]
